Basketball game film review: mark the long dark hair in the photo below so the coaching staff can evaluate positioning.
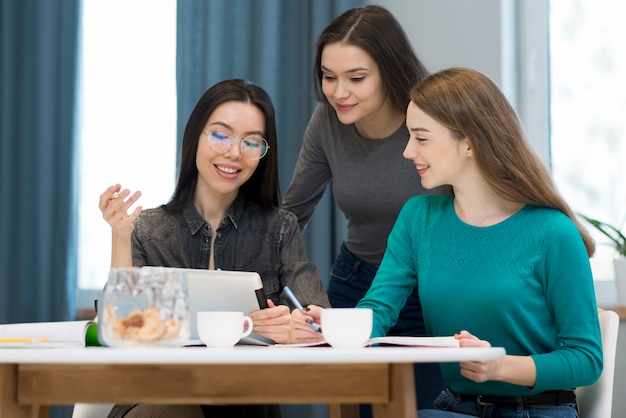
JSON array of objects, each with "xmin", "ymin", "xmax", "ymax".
[
  {"xmin": 313, "ymin": 5, "xmax": 429, "ymax": 113},
  {"xmin": 164, "ymin": 79, "xmax": 280, "ymax": 212}
]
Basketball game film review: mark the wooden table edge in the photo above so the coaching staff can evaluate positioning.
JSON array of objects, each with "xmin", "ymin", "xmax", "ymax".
[{"xmin": 2, "ymin": 362, "xmax": 418, "ymax": 418}]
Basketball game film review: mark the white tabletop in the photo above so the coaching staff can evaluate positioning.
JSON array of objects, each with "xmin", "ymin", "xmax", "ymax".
[{"xmin": 0, "ymin": 345, "xmax": 505, "ymax": 364}]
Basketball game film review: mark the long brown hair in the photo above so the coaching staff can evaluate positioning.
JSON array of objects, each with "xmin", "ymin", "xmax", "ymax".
[
  {"xmin": 313, "ymin": 5, "xmax": 429, "ymax": 114},
  {"xmin": 410, "ymin": 67, "xmax": 595, "ymax": 256}
]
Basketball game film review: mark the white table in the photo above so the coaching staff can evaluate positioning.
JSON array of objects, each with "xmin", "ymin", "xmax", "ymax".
[{"xmin": 0, "ymin": 345, "xmax": 505, "ymax": 418}]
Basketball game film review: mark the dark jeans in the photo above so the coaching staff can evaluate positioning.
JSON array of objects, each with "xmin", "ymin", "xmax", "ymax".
[
  {"xmin": 111, "ymin": 404, "xmax": 280, "ymax": 418},
  {"xmin": 201, "ymin": 405, "xmax": 281, "ymax": 418},
  {"xmin": 327, "ymin": 243, "xmax": 445, "ymax": 416},
  {"xmin": 432, "ymin": 388, "xmax": 579, "ymax": 417}
]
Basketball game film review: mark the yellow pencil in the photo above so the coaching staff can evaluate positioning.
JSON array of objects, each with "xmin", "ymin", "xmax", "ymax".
[{"xmin": 0, "ymin": 337, "xmax": 48, "ymax": 343}]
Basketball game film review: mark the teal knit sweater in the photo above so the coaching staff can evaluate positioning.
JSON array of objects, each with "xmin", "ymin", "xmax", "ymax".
[{"xmin": 358, "ymin": 195, "xmax": 602, "ymax": 396}]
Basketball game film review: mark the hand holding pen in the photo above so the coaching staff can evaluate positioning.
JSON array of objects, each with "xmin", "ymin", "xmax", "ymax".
[{"xmin": 283, "ymin": 286, "xmax": 322, "ymax": 333}]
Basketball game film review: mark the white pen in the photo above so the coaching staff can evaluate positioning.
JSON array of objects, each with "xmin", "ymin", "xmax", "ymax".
[{"xmin": 283, "ymin": 286, "xmax": 322, "ymax": 333}]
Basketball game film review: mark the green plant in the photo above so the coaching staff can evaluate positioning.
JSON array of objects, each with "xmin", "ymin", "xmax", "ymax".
[{"xmin": 579, "ymin": 214, "xmax": 626, "ymax": 257}]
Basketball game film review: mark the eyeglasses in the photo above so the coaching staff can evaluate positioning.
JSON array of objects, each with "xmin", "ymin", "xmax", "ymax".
[{"xmin": 203, "ymin": 128, "xmax": 269, "ymax": 160}]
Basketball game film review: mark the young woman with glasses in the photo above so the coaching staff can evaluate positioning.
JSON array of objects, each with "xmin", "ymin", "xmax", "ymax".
[{"xmin": 99, "ymin": 79, "xmax": 329, "ymax": 418}]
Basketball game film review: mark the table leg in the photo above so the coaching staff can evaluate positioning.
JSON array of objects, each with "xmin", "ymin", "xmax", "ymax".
[
  {"xmin": 372, "ymin": 363, "xmax": 417, "ymax": 418},
  {"xmin": 328, "ymin": 403, "xmax": 360, "ymax": 418},
  {"xmin": 0, "ymin": 364, "xmax": 49, "ymax": 418}
]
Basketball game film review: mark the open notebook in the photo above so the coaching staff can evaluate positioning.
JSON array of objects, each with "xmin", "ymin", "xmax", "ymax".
[
  {"xmin": 0, "ymin": 320, "xmax": 98, "ymax": 347},
  {"xmin": 274, "ymin": 335, "xmax": 460, "ymax": 348}
]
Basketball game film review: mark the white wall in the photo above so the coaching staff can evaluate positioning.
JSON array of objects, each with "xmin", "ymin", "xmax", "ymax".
[
  {"xmin": 368, "ymin": 0, "xmax": 550, "ymax": 165},
  {"xmin": 374, "ymin": 0, "xmax": 506, "ymax": 82}
]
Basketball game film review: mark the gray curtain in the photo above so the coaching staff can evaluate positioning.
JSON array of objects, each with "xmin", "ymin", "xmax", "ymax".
[
  {"xmin": 177, "ymin": 0, "xmax": 361, "ymax": 289},
  {"xmin": 0, "ymin": 0, "xmax": 80, "ymax": 324},
  {"xmin": 0, "ymin": 1, "xmax": 80, "ymax": 417}
]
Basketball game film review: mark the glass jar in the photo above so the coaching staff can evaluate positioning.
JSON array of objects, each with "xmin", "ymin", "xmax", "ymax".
[{"xmin": 99, "ymin": 267, "xmax": 190, "ymax": 347}]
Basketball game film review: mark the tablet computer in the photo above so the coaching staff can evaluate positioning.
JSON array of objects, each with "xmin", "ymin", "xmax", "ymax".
[{"xmin": 167, "ymin": 268, "xmax": 274, "ymax": 345}]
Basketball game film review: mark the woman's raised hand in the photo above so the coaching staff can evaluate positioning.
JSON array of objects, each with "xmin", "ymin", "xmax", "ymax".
[
  {"xmin": 99, "ymin": 184, "xmax": 142, "ymax": 267},
  {"xmin": 99, "ymin": 184, "xmax": 142, "ymax": 236}
]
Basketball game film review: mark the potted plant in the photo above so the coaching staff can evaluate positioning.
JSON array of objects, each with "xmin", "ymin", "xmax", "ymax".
[{"xmin": 579, "ymin": 213, "xmax": 626, "ymax": 304}]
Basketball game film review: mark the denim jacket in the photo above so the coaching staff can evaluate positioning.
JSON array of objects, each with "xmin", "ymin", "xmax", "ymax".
[{"xmin": 131, "ymin": 194, "xmax": 330, "ymax": 308}]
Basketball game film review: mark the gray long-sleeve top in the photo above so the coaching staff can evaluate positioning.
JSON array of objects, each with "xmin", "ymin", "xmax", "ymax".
[{"xmin": 283, "ymin": 103, "xmax": 435, "ymax": 266}]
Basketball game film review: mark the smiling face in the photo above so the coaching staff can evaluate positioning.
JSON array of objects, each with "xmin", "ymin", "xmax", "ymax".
[
  {"xmin": 320, "ymin": 42, "xmax": 389, "ymax": 127},
  {"xmin": 403, "ymin": 101, "xmax": 471, "ymax": 189},
  {"xmin": 195, "ymin": 101, "xmax": 264, "ymax": 201}
]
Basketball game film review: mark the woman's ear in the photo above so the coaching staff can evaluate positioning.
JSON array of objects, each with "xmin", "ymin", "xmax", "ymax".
[{"xmin": 461, "ymin": 137, "xmax": 473, "ymax": 158}]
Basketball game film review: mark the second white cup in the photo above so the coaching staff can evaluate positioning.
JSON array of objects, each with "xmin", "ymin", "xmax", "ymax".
[
  {"xmin": 197, "ymin": 311, "xmax": 253, "ymax": 347},
  {"xmin": 321, "ymin": 308, "xmax": 373, "ymax": 348}
]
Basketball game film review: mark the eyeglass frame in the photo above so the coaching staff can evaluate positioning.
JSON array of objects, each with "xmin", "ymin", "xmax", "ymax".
[{"xmin": 202, "ymin": 128, "xmax": 270, "ymax": 160}]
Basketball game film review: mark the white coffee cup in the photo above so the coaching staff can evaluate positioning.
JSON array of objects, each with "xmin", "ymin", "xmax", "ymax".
[
  {"xmin": 196, "ymin": 311, "xmax": 253, "ymax": 347},
  {"xmin": 321, "ymin": 308, "xmax": 373, "ymax": 348}
]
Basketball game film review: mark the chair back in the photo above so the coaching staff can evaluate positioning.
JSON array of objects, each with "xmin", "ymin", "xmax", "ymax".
[
  {"xmin": 575, "ymin": 309, "xmax": 620, "ymax": 418},
  {"xmin": 72, "ymin": 403, "xmax": 114, "ymax": 418}
]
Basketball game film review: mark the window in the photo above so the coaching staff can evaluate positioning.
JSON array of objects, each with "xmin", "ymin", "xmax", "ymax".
[
  {"xmin": 76, "ymin": 0, "xmax": 177, "ymax": 306},
  {"xmin": 550, "ymin": 0, "xmax": 626, "ymax": 280}
]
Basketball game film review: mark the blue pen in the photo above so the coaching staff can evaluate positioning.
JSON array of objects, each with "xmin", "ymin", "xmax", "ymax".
[{"xmin": 283, "ymin": 286, "xmax": 322, "ymax": 333}]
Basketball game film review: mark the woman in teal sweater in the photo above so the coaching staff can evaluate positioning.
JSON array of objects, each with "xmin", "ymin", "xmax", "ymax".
[
  {"xmin": 299, "ymin": 67, "xmax": 603, "ymax": 417},
  {"xmin": 360, "ymin": 67, "xmax": 602, "ymax": 417}
]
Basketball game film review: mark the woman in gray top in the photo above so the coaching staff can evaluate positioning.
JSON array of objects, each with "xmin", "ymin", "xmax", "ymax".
[
  {"xmin": 282, "ymin": 5, "xmax": 444, "ymax": 414},
  {"xmin": 99, "ymin": 79, "xmax": 329, "ymax": 418}
]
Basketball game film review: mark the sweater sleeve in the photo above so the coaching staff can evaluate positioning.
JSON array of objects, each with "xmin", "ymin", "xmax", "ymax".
[
  {"xmin": 282, "ymin": 104, "xmax": 332, "ymax": 231},
  {"xmin": 531, "ymin": 214, "xmax": 603, "ymax": 390},
  {"xmin": 277, "ymin": 209, "xmax": 331, "ymax": 308},
  {"xmin": 131, "ymin": 220, "xmax": 149, "ymax": 267},
  {"xmin": 357, "ymin": 197, "xmax": 422, "ymax": 337}
]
